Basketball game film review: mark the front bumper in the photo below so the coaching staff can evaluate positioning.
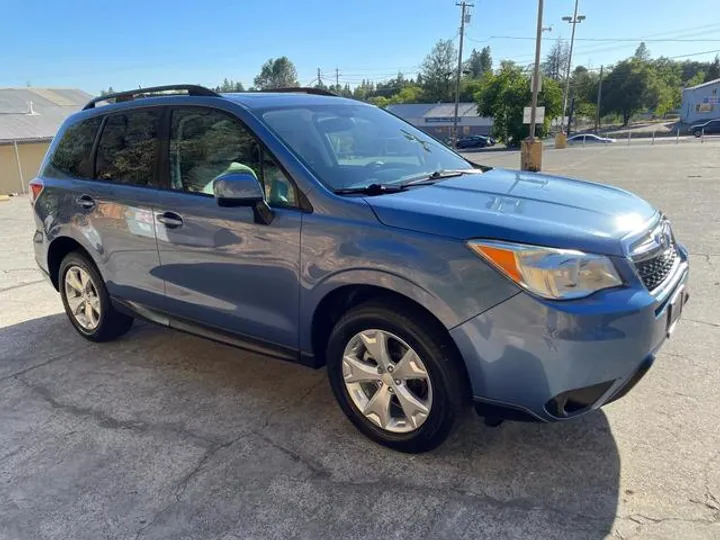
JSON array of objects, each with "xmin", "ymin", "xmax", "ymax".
[{"xmin": 451, "ymin": 253, "xmax": 689, "ymax": 422}]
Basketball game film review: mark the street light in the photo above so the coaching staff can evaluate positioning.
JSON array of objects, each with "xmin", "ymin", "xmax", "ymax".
[{"xmin": 560, "ymin": 0, "xmax": 585, "ymax": 134}]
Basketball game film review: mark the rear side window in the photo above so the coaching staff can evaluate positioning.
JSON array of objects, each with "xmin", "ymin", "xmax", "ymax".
[
  {"xmin": 45, "ymin": 117, "xmax": 102, "ymax": 179},
  {"xmin": 95, "ymin": 110, "xmax": 160, "ymax": 186}
]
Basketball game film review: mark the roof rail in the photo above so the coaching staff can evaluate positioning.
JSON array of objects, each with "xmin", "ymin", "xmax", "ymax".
[
  {"xmin": 83, "ymin": 84, "xmax": 220, "ymax": 110},
  {"xmin": 259, "ymin": 87, "xmax": 338, "ymax": 97}
]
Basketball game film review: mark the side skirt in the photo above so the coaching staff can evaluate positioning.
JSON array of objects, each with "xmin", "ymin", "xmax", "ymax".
[{"xmin": 112, "ymin": 298, "xmax": 321, "ymax": 368}]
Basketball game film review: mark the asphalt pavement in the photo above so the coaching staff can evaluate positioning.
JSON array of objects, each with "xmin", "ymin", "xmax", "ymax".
[{"xmin": 1, "ymin": 143, "xmax": 719, "ymax": 539}]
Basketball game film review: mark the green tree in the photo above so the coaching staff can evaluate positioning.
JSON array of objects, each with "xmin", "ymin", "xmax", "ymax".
[
  {"xmin": 466, "ymin": 47, "xmax": 492, "ymax": 79},
  {"xmin": 352, "ymin": 80, "xmax": 375, "ymax": 101},
  {"xmin": 686, "ymin": 71, "xmax": 706, "ymax": 88},
  {"xmin": 387, "ymin": 85, "xmax": 424, "ymax": 105},
  {"xmin": 600, "ymin": 59, "xmax": 654, "ymax": 125},
  {"xmin": 648, "ymin": 58, "xmax": 682, "ymax": 116},
  {"xmin": 474, "ymin": 63, "xmax": 562, "ymax": 145},
  {"xmin": 215, "ymin": 78, "xmax": 245, "ymax": 92},
  {"xmin": 420, "ymin": 39, "xmax": 457, "ymax": 102},
  {"xmin": 368, "ymin": 96, "xmax": 390, "ymax": 108},
  {"xmin": 634, "ymin": 42, "xmax": 651, "ymax": 62},
  {"xmin": 705, "ymin": 55, "xmax": 720, "ymax": 82},
  {"xmin": 253, "ymin": 57, "xmax": 299, "ymax": 90},
  {"xmin": 542, "ymin": 39, "xmax": 570, "ymax": 81},
  {"xmin": 100, "ymin": 86, "xmax": 116, "ymax": 96}
]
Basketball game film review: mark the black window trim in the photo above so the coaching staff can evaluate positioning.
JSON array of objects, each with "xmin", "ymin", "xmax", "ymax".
[
  {"xmin": 91, "ymin": 106, "xmax": 164, "ymax": 188},
  {"xmin": 162, "ymin": 104, "xmax": 307, "ymax": 212}
]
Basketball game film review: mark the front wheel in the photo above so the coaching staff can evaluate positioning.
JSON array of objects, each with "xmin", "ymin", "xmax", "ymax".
[
  {"xmin": 694, "ymin": 130, "xmax": 702, "ymax": 138},
  {"xmin": 326, "ymin": 301, "xmax": 466, "ymax": 453}
]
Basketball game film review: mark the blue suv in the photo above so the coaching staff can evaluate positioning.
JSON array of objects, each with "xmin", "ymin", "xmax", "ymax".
[{"xmin": 31, "ymin": 85, "xmax": 689, "ymax": 452}]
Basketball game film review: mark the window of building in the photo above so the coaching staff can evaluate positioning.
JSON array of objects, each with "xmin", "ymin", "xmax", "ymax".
[
  {"xmin": 46, "ymin": 117, "xmax": 102, "ymax": 179},
  {"xmin": 169, "ymin": 107, "xmax": 296, "ymax": 207},
  {"xmin": 95, "ymin": 110, "xmax": 160, "ymax": 186}
]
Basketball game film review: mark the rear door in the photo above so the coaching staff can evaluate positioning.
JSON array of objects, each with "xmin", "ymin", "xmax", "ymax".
[
  {"xmin": 81, "ymin": 108, "xmax": 165, "ymax": 309},
  {"xmin": 153, "ymin": 106, "xmax": 302, "ymax": 352}
]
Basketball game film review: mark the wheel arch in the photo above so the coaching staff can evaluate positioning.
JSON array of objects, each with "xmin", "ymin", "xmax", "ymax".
[
  {"xmin": 308, "ymin": 283, "xmax": 471, "ymax": 399},
  {"xmin": 47, "ymin": 236, "xmax": 94, "ymax": 290}
]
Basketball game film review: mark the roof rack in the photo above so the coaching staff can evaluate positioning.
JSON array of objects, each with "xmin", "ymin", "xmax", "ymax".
[
  {"xmin": 83, "ymin": 84, "xmax": 220, "ymax": 110},
  {"xmin": 259, "ymin": 87, "xmax": 338, "ymax": 97}
]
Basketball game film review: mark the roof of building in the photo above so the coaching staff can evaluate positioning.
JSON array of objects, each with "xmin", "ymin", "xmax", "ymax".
[
  {"xmin": 387, "ymin": 102, "xmax": 486, "ymax": 119},
  {"xmin": 0, "ymin": 88, "xmax": 92, "ymax": 143},
  {"xmin": 683, "ymin": 78, "xmax": 720, "ymax": 92},
  {"xmin": 385, "ymin": 103, "xmax": 437, "ymax": 118}
]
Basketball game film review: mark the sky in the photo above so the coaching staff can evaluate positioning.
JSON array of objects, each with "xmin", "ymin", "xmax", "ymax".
[{"xmin": 2, "ymin": 0, "xmax": 720, "ymax": 94}]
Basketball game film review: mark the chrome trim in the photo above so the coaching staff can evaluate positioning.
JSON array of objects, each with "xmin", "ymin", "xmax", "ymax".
[{"xmin": 629, "ymin": 218, "xmax": 674, "ymax": 262}]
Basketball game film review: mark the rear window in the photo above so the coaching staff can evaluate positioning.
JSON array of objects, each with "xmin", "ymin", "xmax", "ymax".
[
  {"xmin": 45, "ymin": 117, "xmax": 102, "ymax": 179},
  {"xmin": 95, "ymin": 110, "xmax": 160, "ymax": 186}
]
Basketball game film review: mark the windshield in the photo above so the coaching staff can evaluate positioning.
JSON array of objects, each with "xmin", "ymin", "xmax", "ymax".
[{"xmin": 258, "ymin": 103, "xmax": 473, "ymax": 191}]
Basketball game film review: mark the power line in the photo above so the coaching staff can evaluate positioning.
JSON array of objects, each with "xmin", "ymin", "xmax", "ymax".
[{"xmin": 480, "ymin": 36, "xmax": 720, "ymax": 43}]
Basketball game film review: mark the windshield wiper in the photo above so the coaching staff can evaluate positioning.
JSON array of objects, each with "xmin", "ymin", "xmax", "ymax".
[
  {"xmin": 400, "ymin": 169, "xmax": 480, "ymax": 187},
  {"xmin": 334, "ymin": 183, "xmax": 407, "ymax": 196}
]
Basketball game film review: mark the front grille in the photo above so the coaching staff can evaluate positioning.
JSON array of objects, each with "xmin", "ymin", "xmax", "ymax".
[{"xmin": 635, "ymin": 247, "xmax": 678, "ymax": 290}]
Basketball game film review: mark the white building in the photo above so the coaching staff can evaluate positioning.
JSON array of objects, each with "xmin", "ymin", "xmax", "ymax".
[
  {"xmin": 386, "ymin": 103, "xmax": 493, "ymax": 140},
  {"xmin": 680, "ymin": 78, "xmax": 720, "ymax": 124}
]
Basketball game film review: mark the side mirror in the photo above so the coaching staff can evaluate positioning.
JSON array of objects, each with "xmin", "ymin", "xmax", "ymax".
[
  {"xmin": 213, "ymin": 173, "xmax": 264, "ymax": 206},
  {"xmin": 212, "ymin": 173, "xmax": 274, "ymax": 225}
]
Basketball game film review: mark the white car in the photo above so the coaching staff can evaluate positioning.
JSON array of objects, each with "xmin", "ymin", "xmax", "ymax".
[{"xmin": 567, "ymin": 134, "xmax": 616, "ymax": 145}]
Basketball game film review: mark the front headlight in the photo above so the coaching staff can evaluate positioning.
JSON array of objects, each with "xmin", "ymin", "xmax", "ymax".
[{"xmin": 467, "ymin": 240, "xmax": 623, "ymax": 300}]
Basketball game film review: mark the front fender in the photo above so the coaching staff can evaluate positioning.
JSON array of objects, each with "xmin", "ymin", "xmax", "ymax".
[{"xmin": 300, "ymin": 267, "xmax": 457, "ymax": 352}]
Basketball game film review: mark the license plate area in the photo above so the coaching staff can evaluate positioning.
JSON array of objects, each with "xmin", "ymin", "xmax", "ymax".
[{"xmin": 666, "ymin": 285, "xmax": 686, "ymax": 337}]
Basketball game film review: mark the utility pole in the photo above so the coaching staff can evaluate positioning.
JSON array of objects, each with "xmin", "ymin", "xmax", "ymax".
[
  {"xmin": 528, "ymin": 0, "xmax": 544, "ymax": 139},
  {"xmin": 595, "ymin": 65, "xmax": 603, "ymax": 133},
  {"xmin": 317, "ymin": 68, "xmax": 322, "ymax": 88},
  {"xmin": 452, "ymin": 1, "xmax": 473, "ymax": 146},
  {"xmin": 560, "ymin": 0, "xmax": 585, "ymax": 133},
  {"xmin": 335, "ymin": 68, "xmax": 340, "ymax": 91}
]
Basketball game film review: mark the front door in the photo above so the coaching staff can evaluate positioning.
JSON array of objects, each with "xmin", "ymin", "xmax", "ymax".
[{"xmin": 154, "ymin": 106, "xmax": 302, "ymax": 352}]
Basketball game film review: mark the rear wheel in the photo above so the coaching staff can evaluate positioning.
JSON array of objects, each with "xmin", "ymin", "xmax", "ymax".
[
  {"xmin": 326, "ymin": 301, "xmax": 466, "ymax": 453},
  {"xmin": 59, "ymin": 251, "xmax": 133, "ymax": 342},
  {"xmin": 694, "ymin": 129, "xmax": 702, "ymax": 138}
]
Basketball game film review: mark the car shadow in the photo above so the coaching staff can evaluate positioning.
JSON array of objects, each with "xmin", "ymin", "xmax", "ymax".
[{"xmin": 1, "ymin": 313, "xmax": 620, "ymax": 538}]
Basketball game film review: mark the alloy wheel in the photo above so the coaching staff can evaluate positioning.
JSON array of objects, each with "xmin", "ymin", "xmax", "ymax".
[
  {"xmin": 64, "ymin": 265, "xmax": 101, "ymax": 331},
  {"xmin": 342, "ymin": 329, "xmax": 433, "ymax": 433}
]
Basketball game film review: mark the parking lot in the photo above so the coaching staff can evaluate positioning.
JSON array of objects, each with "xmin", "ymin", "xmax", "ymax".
[{"xmin": 1, "ymin": 143, "xmax": 719, "ymax": 540}]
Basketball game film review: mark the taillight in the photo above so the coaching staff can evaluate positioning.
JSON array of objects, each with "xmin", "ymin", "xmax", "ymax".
[{"xmin": 29, "ymin": 179, "xmax": 44, "ymax": 204}]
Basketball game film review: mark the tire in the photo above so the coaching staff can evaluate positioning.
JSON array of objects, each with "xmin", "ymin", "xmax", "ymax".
[
  {"xmin": 59, "ymin": 251, "xmax": 133, "ymax": 342},
  {"xmin": 694, "ymin": 130, "xmax": 702, "ymax": 138},
  {"xmin": 326, "ymin": 300, "xmax": 467, "ymax": 453}
]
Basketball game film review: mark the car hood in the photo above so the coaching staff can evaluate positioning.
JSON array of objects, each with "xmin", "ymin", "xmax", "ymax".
[{"xmin": 365, "ymin": 168, "xmax": 657, "ymax": 256}]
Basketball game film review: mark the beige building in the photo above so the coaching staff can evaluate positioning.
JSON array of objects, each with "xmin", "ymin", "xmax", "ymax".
[{"xmin": 0, "ymin": 88, "xmax": 92, "ymax": 195}]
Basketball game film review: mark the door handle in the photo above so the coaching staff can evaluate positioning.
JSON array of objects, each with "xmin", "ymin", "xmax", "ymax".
[
  {"xmin": 76, "ymin": 194, "xmax": 96, "ymax": 209},
  {"xmin": 157, "ymin": 211, "xmax": 184, "ymax": 229}
]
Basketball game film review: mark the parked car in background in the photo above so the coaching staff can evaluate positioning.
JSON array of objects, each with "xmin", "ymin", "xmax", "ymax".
[
  {"xmin": 455, "ymin": 135, "xmax": 495, "ymax": 149},
  {"xmin": 691, "ymin": 119, "xmax": 720, "ymax": 137},
  {"xmin": 31, "ymin": 85, "xmax": 689, "ymax": 453},
  {"xmin": 567, "ymin": 133, "xmax": 616, "ymax": 145}
]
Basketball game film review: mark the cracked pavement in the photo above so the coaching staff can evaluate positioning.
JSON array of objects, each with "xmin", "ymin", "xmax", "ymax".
[{"xmin": 1, "ymin": 143, "xmax": 719, "ymax": 539}]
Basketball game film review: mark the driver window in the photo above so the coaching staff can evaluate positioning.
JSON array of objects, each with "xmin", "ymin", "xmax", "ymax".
[{"xmin": 170, "ymin": 107, "xmax": 297, "ymax": 207}]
